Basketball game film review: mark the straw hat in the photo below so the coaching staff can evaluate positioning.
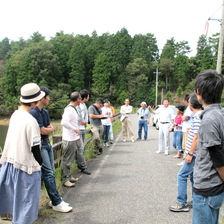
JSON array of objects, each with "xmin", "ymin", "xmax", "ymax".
[{"xmin": 20, "ymin": 83, "xmax": 45, "ymax": 103}]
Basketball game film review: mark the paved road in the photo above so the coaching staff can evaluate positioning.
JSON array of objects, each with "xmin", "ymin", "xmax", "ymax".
[{"xmin": 1, "ymin": 114, "xmax": 224, "ymax": 224}]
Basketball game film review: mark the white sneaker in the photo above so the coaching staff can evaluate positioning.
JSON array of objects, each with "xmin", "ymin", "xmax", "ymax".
[
  {"xmin": 177, "ymin": 161, "xmax": 184, "ymax": 167},
  {"xmin": 106, "ymin": 142, "xmax": 109, "ymax": 147},
  {"xmin": 132, "ymin": 140, "xmax": 135, "ymax": 143},
  {"xmin": 103, "ymin": 143, "xmax": 106, "ymax": 146},
  {"xmin": 123, "ymin": 139, "xmax": 127, "ymax": 142},
  {"xmin": 156, "ymin": 150, "xmax": 162, "ymax": 154},
  {"xmin": 164, "ymin": 151, "xmax": 169, "ymax": 155},
  {"xmin": 53, "ymin": 201, "xmax": 73, "ymax": 213},
  {"xmin": 49, "ymin": 200, "xmax": 69, "ymax": 208}
]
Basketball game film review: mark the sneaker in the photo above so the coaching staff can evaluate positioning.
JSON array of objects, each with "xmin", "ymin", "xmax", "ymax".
[
  {"xmin": 110, "ymin": 141, "xmax": 113, "ymax": 144},
  {"xmin": 103, "ymin": 143, "xmax": 106, "ymax": 146},
  {"xmin": 123, "ymin": 139, "xmax": 127, "ymax": 142},
  {"xmin": 70, "ymin": 176, "xmax": 79, "ymax": 182},
  {"xmin": 106, "ymin": 142, "xmax": 109, "ymax": 147},
  {"xmin": 49, "ymin": 199, "xmax": 69, "ymax": 208},
  {"xmin": 169, "ymin": 202, "xmax": 189, "ymax": 212},
  {"xmin": 63, "ymin": 180, "xmax": 75, "ymax": 188},
  {"xmin": 187, "ymin": 200, "xmax": 193, "ymax": 208},
  {"xmin": 164, "ymin": 151, "xmax": 169, "ymax": 155},
  {"xmin": 53, "ymin": 201, "xmax": 73, "ymax": 213},
  {"xmin": 177, "ymin": 161, "xmax": 184, "ymax": 167},
  {"xmin": 136, "ymin": 138, "xmax": 141, "ymax": 140},
  {"xmin": 156, "ymin": 150, "xmax": 162, "ymax": 154},
  {"xmin": 132, "ymin": 140, "xmax": 135, "ymax": 143},
  {"xmin": 144, "ymin": 138, "xmax": 147, "ymax": 140}
]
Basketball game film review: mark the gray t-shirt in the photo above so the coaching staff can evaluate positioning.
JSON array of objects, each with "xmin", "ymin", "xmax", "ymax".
[{"xmin": 88, "ymin": 105, "xmax": 102, "ymax": 126}]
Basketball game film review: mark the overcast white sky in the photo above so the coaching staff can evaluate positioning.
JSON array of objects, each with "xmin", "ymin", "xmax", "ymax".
[{"xmin": 0, "ymin": 0, "xmax": 223, "ymax": 57}]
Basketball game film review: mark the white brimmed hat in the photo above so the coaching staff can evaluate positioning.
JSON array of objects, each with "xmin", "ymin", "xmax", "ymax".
[
  {"xmin": 141, "ymin": 102, "xmax": 147, "ymax": 106},
  {"xmin": 20, "ymin": 83, "xmax": 45, "ymax": 103}
]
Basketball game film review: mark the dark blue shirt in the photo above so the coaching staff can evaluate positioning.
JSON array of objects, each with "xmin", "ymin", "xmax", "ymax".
[{"xmin": 30, "ymin": 106, "xmax": 50, "ymax": 139}]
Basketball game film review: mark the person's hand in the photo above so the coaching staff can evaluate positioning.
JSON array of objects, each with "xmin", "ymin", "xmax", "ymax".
[
  {"xmin": 148, "ymin": 106, "xmax": 152, "ymax": 111},
  {"xmin": 79, "ymin": 121, "xmax": 86, "ymax": 125},
  {"xmin": 147, "ymin": 120, "xmax": 150, "ymax": 124},
  {"xmin": 75, "ymin": 129, "xmax": 80, "ymax": 136},
  {"xmin": 47, "ymin": 124, "xmax": 54, "ymax": 132},
  {"xmin": 100, "ymin": 114, "xmax": 105, "ymax": 118},
  {"xmin": 186, "ymin": 127, "xmax": 190, "ymax": 133},
  {"xmin": 169, "ymin": 128, "xmax": 173, "ymax": 132},
  {"xmin": 185, "ymin": 155, "xmax": 192, "ymax": 164}
]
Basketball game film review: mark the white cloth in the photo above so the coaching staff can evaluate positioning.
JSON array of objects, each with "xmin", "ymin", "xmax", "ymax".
[
  {"xmin": 159, "ymin": 123, "xmax": 170, "ymax": 152},
  {"xmin": 61, "ymin": 105, "xmax": 80, "ymax": 141},
  {"xmin": 79, "ymin": 103, "xmax": 88, "ymax": 130},
  {"xmin": 101, "ymin": 107, "xmax": 112, "ymax": 126},
  {"xmin": 0, "ymin": 110, "xmax": 41, "ymax": 175},
  {"xmin": 120, "ymin": 105, "xmax": 133, "ymax": 122},
  {"xmin": 182, "ymin": 106, "xmax": 194, "ymax": 132},
  {"xmin": 155, "ymin": 106, "xmax": 174, "ymax": 122}
]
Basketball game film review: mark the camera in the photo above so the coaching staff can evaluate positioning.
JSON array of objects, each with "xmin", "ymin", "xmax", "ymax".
[{"xmin": 140, "ymin": 116, "xmax": 144, "ymax": 119}]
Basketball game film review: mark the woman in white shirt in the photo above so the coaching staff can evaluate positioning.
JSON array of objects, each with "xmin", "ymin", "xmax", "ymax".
[{"xmin": 101, "ymin": 100, "xmax": 112, "ymax": 147}]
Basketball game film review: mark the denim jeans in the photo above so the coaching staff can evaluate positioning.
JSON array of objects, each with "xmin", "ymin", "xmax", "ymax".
[
  {"xmin": 41, "ymin": 142, "xmax": 62, "ymax": 206},
  {"xmin": 138, "ymin": 120, "xmax": 148, "ymax": 139},
  {"xmin": 173, "ymin": 131, "xmax": 183, "ymax": 151},
  {"xmin": 102, "ymin": 125, "xmax": 110, "ymax": 143},
  {"xmin": 109, "ymin": 125, "xmax": 114, "ymax": 141},
  {"xmin": 77, "ymin": 130, "xmax": 87, "ymax": 170},
  {"xmin": 193, "ymin": 191, "xmax": 224, "ymax": 224},
  {"xmin": 177, "ymin": 156, "xmax": 195, "ymax": 205}
]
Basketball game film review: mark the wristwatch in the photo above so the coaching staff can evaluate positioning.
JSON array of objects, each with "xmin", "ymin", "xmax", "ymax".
[{"xmin": 188, "ymin": 153, "xmax": 193, "ymax": 156}]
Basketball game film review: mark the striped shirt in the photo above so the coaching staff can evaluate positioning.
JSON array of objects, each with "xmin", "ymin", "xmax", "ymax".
[{"xmin": 185, "ymin": 110, "xmax": 202, "ymax": 157}]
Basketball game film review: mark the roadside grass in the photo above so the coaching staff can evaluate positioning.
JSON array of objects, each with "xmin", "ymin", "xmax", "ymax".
[{"xmin": 38, "ymin": 117, "xmax": 121, "ymax": 219}]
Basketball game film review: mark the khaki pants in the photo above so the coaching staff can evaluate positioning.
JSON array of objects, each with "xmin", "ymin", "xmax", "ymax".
[
  {"xmin": 90, "ymin": 125, "xmax": 104, "ymax": 152},
  {"xmin": 122, "ymin": 117, "xmax": 134, "ymax": 140},
  {"xmin": 182, "ymin": 132, "xmax": 188, "ymax": 159}
]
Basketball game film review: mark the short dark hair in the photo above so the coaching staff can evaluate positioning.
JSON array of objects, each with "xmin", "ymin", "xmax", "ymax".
[
  {"xmin": 194, "ymin": 69, "xmax": 224, "ymax": 104},
  {"xmin": 184, "ymin": 94, "xmax": 190, "ymax": 102},
  {"xmin": 189, "ymin": 93, "xmax": 202, "ymax": 109},
  {"xmin": 80, "ymin": 89, "xmax": 89, "ymax": 100},
  {"xmin": 20, "ymin": 102, "xmax": 32, "ymax": 107},
  {"xmin": 70, "ymin": 92, "xmax": 80, "ymax": 102},
  {"xmin": 40, "ymin": 86, "xmax": 50, "ymax": 98},
  {"xmin": 164, "ymin": 98, "xmax": 169, "ymax": 102},
  {"xmin": 96, "ymin": 99, "xmax": 104, "ymax": 105},
  {"xmin": 104, "ymin": 99, "xmax": 109, "ymax": 103}
]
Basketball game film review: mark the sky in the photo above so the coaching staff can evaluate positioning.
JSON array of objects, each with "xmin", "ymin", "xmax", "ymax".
[{"xmin": 0, "ymin": 0, "xmax": 223, "ymax": 57}]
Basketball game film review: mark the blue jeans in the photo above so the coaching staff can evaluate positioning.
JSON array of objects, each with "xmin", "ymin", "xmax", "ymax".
[
  {"xmin": 41, "ymin": 142, "xmax": 62, "ymax": 206},
  {"xmin": 138, "ymin": 120, "xmax": 148, "ymax": 139},
  {"xmin": 193, "ymin": 191, "xmax": 224, "ymax": 224},
  {"xmin": 173, "ymin": 131, "xmax": 183, "ymax": 151},
  {"xmin": 102, "ymin": 125, "xmax": 110, "ymax": 143},
  {"xmin": 177, "ymin": 156, "xmax": 195, "ymax": 205}
]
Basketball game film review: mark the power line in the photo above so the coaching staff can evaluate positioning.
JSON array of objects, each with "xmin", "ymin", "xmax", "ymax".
[{"xmin": 210, "ymin": 4, "xmax": 223, "ymax": 18}]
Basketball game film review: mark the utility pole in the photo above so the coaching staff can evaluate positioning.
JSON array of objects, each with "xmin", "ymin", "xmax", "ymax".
[
  {"xmin": 217, "ymin": 0, "xmax": 224, "ymax": 74},
  {"xmin": 153, "ymin": 67, "xmax": 161, "ymax": 107},
  {"xmin": 161, "ymin": 88, "xmax": 163, "ymax": 105}
]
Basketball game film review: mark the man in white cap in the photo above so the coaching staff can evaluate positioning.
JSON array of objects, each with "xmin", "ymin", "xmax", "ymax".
[{"xmin": 137, "ymin": 102, "xmax": 151, "ymax": 140}]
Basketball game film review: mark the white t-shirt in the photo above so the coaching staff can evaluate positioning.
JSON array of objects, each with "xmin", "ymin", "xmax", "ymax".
[
  {"xmin": 101, "ymin": 107, "xmax": 112, "ymax": 126},
  {"xmin": 155, "ymin": 106, "xmax": 174, "ymax": 122},
  {"xmin": 0, "ymin": 110, "xmax": 41, "ymax": 175},
  {"xmin": 182, "ymin": 106, "xmax": 194, "ymax": 132},
  {"xmin": 61, "ymin": 105, "xmax": 80, "ymax": 141}
]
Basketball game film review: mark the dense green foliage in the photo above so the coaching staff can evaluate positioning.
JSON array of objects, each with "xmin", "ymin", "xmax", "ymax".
[{"xmin": 0, "ymin": 29, "xmax": 223, "ymax": 118}]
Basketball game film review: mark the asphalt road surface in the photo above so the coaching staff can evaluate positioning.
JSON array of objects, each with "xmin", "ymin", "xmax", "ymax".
[{"xmin": 1, "ymin": 114, "xmax": 224, "ymax": 224}]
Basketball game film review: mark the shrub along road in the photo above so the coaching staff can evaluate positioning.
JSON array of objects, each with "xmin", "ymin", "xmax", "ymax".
[{"xmin": 2, "ymin": 114, "xmax": 223, "ymax": 224}]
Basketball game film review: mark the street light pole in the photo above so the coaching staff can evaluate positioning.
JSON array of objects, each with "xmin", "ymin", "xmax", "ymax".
[{"xmin": 153, "ymin": 67, "xmax": 161, "ymax": 107}]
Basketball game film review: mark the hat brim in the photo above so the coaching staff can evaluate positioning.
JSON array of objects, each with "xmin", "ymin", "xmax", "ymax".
[{"xmin": 20, "ymin": 91, "xmax": 45, "ymax": 103}]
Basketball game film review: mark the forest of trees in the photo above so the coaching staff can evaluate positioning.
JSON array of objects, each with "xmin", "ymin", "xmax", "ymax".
[{"xmin": 0, "ymin": 28, "xmax": 223, "ymax": 118}]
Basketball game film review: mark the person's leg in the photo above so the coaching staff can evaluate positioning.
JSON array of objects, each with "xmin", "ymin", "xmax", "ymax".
[
  {"xmin": 174, "ymin": 131, "xmax": 183, "ymax": 158},
  {"xmin": 90, "ymin": 125, "xmax": 102, "ymax": 153},
  {"xmin": 41, "ymin": 143, "xmax": 62, "ymax": 206},
  {"xmin": 173, "ymin": 131, "xmax": 177, "ymax": 149},
  {"xmin": 138, "ymin": 120, "xmax": 143, "ymax": 139},
  {"xmin": 177, "ymin": 158, "xmax": 195, "ymax": 205},
  {"xmin": 109, "ymin": 124, "xmax": 114, "ymax": 141},
  {"xmin": 122, "ymin": 118, "xmax": 128, "ymax": 140},
  {"xmin": 143, "ymin": 120, "xmax": 148, "ymax": 139},
  {"xmin": 158, "ymin": 124, "xmax": 164, "ymax": 152},
  {"xmin": 102, "ymin": 125, "xmax": 107, "ymax": 143},
  {"xmin": 182, "ymin": 132, "xmax": 188, "ymax": 160},
  {"xmin": 61, "ymin": 140, "xmax": 77, "ymax": 184},
  {"xmin": 76, "ymin": 130, "xmax": 87, "ymax": 170},
  {"xmin": 105, "ymin": 125, "xmax": 110, "ymax": 143},
  {"xmin": 127, "ymin": 120, "xmax": 134, "ymax": 141},
  {"xmin": 193, "ymin": 191, "xmax": 224, "ymax": 224},
  {"xmin": 164, "ymin": 123, "xmax": 170, "ymax": 153}
]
